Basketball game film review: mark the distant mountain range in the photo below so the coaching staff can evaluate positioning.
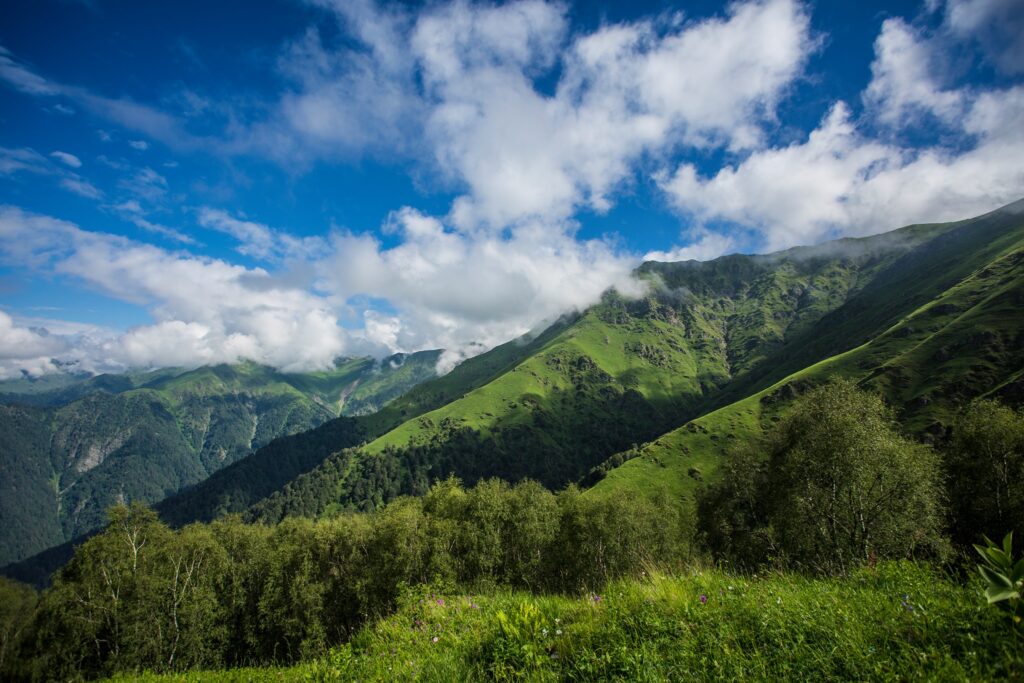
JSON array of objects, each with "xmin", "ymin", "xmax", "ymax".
[
  {"xmin": 0, "ymin": 352, "xmax": 440, "ymax": 566},
  {"xmin": 4, "ymin": 198, "xmax": 1023, "ymax": 584}
]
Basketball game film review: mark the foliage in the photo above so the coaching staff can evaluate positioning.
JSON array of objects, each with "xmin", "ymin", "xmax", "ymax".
[
  {"xmin": 7, "ymin": 478, "xmax": 688, "ymax": 680},
  {"xmin": 698, "ymin": 379, "xmax": 948, "ymax": 573},
  {"xmin": 947, "ymin": 399, "xmax": 1024, "ymax": 547},
  {"xmin": 0, "ymin": 577, "xmax": 36, "ymax": 679},
  {"xmin": 974, "ymin": 532, "xmax": 1024, "ymax": 636},
  {"xmin": 104, "ymin": 563, "xmax": 1023, "ymax": 682},
  {"xmin": 596, "ymin": 206, "xmax": 1024, "ymax": 506},
  {"xmin": 0, "ymin": 356, "xmax": 438, "ymax": 569}
]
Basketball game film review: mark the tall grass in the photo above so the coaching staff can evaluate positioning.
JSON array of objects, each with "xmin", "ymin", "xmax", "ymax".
[{"xmin": 107, "ymin": 561, "xmax": 1023, "ymax": 682}]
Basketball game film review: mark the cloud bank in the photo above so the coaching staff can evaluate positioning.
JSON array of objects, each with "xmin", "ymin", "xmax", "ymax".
[{"xmin": 0, "ymin": 0, "xmax": 1021, "ymax": 378}]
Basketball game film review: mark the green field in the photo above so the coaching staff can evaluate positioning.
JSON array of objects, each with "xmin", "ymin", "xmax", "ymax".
[{"xmin": 103, "ymin": 562, "xmax": 1022, "ymax": 682}]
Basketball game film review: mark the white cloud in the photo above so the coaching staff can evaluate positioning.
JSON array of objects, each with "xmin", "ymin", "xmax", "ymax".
[
  {"xmin": 118, "ymin": 167, "xmax": 168, "ymax": 202},
  {"xmin": 1, "ymin": 146, "xmax": 105, "ymax": 201},
  {"xmin": 111, "ymin": 200, "xmax": 196, "ymax": 244},
  {"xmin": 660, "ymin": 12, "xmax": 1024, "ymax": 252},
  {"xmin": 414, "ymin": 0, "xmax": 815, "ymax": 229},
  {"xmin": 0, "ymin": 45, "xmax": 204, "ymax": 150},
  {"xmin": 0, "ymin": 146, "xmax": 49, "ymax": 175},
  {"xmin": 128, "ymin": 140, "xmax": 149, "ymax": 151},
  {"xmin": 323, "ymin": 207, "xmax": 643, "ymax": 358},
  {"xmin": 50, "ymin": 150, "xmax": 82, "ymax": 168},
  {"xmin": 863, "ymin": 18, "xmax": 964, "ymax": 126},
  {"xmin": 0, "ymin": 206, "xmax": 348, "ymax": 374},
  {"xmin": 197, "ymin": 208, "xmax": 326, "ymax": 262},
  {"xmin": 0, "ymin": 203, "xmax": 642, "ymax": 376},
  {"xmin": 942, "ymin": 0, "xmax": 1024, "ymax": 74},
  {"xmin": 59, "ymin": 176, "xmax": 103, "ymax": 199},
  {"xmin": 643, "ymin": 229, "xmax": 737, "ymax": 263}
]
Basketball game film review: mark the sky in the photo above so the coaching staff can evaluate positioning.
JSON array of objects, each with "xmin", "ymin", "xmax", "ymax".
[{"xmin": 0, "ymin": 0, "xmax": 1022, "ymax": 378}]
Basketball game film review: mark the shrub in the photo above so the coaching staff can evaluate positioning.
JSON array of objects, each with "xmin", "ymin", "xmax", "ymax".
[{"xmin": 699, "ymin": 379, "xmax": 949, "ymax": 573}]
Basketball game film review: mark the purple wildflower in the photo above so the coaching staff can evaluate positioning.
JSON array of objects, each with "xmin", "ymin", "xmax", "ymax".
[
  {"xmin": 699, "ymin": 594, "xmax": 708, "ymax": 604},
  {"xmin": 591, "ymin": 594, "xmax": 602, "ymax": 603},
  {"xmin": 436, "ymin": 598, "xmax": 445, "ymax": 606}
]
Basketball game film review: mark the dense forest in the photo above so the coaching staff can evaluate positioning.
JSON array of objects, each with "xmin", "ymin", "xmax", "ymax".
[{"xmin": 0, "ymin": 354, "xmax": 440, "ymax": 567}]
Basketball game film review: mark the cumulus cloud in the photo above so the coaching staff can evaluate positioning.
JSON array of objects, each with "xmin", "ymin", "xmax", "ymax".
[
  {"xmin": 863, "ymin": 18, "xmax": 964, "ymax": 126},
  {"xmin": 643, "ymin": 230, "xmax": 737, "ymax": 263},
  {"xmin": 0, "ymin": 206, "xmax": 348, "ymax": 375},
  {"xmin": 0, "ymin": 204, "xmax": 641, "ymax": 377},
  {"xmin": 323, "ymin": 207, "xmax": 643, "ymax": 357},
  {"xmin": 128, "ymin": 140, "xmax": 149, "ymax": 151},
  {"xmin": 416, "ymin": 0, "xmax": 815, "ymax": 229},
  {"xmin": 660, "ymin": 13, "xmax": 1024, "ymax": 251},
  {"xmin": 940, "ymin": 0, "xmax": 1024, "ymax": 74}
]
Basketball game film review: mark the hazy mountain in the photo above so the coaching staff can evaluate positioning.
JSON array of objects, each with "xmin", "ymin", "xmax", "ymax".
[{"xmin": 0, "ymin": 352, "xmax": 440, "ymax": 565}]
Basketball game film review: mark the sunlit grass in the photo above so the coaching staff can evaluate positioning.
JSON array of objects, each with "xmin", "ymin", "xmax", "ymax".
[{"xmin": 107, "ymin": 561, "xmax": 1022, "ymax": 682}]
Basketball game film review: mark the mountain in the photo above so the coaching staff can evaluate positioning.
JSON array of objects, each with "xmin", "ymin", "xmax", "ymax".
[
  {"xmin": 243, "ymin": 201, "xmax": 1023, "ymax": 526},
  {"xmin": 7, "ymin": 200, "xmax": 1023, "ymax": 584},
  {"xmin": 0, "ymin": 352, "xmax": 440, "ymax": 566},
  {"xmin": 228, "ymin": 202, "xmax": 1022, "ymax": 526},
  {"xmin": 589, "ymin": 200, "xmax": 1024, "ymax": 502}
]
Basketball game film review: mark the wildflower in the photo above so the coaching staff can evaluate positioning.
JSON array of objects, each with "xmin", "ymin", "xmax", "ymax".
[
  {"xmin": 432, "ymin": 636, "xmax": 439, "ymax": 643},
  {"xmin": 556, "ymin": 629, "xmax": 562, "ymax": 635},
  {"xmin": 554, "ymin": 618, "xmax": 560, "ymax": 624},
  {"xmin": 699, "ymin": 594, "xmax": 708, "ymax": 604},
  {"xmin": 542, "ymin": 628, "xmax": 549, "ymax": 636},
  {"xmin": 591, "ymin": 594, "xmax": 602, "ymax": 603},
  {"xmin": 436, "ymin": 598, "xmax": 445, "ymax": 606}
]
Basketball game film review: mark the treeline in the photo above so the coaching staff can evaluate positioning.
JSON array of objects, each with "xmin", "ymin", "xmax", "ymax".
[
  {"xmin": 249, "ymin": 374, "xmax": 677, "ymax": 524},
  {"xmin": 2, "ymin": 380, "xmax": 1022, "ymax": 681},
  {"xmin": 1, "ymin": 481, "xmax": 689, "ymax": 681}
]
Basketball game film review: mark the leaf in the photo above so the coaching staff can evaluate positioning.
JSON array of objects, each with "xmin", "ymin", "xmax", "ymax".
[
  {"xmin": 1004, "ymin": 532, "xmax": 1014, "ymax": 558},
  {"xmin": 1012, "ymin": 557, "xmax": 1024, "ymax": 585},
  {"xmin": 978, "ymin": 565, "xmax": 1014, "ymax": 589},
  {"xmin": 985, "ymin": 586, "xmax": 1020, "ymax": 604}
]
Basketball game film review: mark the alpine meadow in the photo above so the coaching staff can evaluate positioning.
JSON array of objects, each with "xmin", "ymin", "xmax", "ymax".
[{"xmin": 1, "ymin": 0, "xmax": 1024, "ymax": 681}]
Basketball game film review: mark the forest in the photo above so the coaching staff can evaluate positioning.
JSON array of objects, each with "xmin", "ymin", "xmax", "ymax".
[{"xmin": 2, "ymin": 380, "xmax": 1022, "ymax": 681}]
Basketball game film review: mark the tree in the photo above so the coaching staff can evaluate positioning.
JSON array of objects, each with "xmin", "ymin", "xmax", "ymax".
[
  {"xmin": 699, "ymin": 379, "xmax": 948, "ymax": 573},
  {"xmin": 946, "ymin": 399, "xmax": 1024, "ymax": 547},
  {"xmin": 0, "ymin": 577, "xmax": 36, "ymax": 678}
]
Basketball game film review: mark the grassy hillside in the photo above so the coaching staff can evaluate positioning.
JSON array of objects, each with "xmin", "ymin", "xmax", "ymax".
[
  {"xmin": 592, "ymin": 204, "xmax": 1024, "ymax": 510},
  {"xmin": 0, "ymin": 354, "xmax": 438, "ymax": 567},
  {"xmin": 104, "ymin": 563, "xmax": 1021, "ymax": 682},
  {"xmin": 242, "ymin": 207, "xmax": 994, "ymax": 524}
]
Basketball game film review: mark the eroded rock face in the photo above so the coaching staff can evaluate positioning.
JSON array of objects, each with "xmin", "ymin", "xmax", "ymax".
[{"xmin": 73, "ymin": 432, "xmax": 131, "ymax": 474}]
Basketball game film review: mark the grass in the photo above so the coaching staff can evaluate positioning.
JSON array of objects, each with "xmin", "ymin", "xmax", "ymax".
[
  {"xmin": 104, "ymin": 562, "xmax": 1023, "ymax": 682},
  {"xmin": 592, "ymin": 243, "xmax": 1024, "ymax": 506}
]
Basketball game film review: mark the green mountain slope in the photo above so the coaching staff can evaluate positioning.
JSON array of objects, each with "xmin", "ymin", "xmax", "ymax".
[
  {"xmin": 0, "ymin": 353, "xmax": 439, "ymax": 566},
  {"xmin": 591, "ymin": 202, "xmax": 1024, "ymax": 509},
  {"xmin": 242, "ymin": 206, "xmax": 1002, "ymax": 524}
]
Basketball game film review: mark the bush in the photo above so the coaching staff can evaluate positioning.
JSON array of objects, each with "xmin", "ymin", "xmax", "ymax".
[
  {"xmin": 10, "ymin": 478, "xmax": 689, "ymax": 680},
  {"xmin": 946, "ymin": 398, "xmax": 1024, "ymax": 547},
  {"xmin": 699, "ymin": 379, "xmax": 949, "ymax": 573}
]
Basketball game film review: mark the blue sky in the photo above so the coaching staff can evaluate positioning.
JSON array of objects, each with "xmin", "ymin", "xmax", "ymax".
[{"xmin": 0, "ymin": 0, "xmax": 1021, "ymax": 377}]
